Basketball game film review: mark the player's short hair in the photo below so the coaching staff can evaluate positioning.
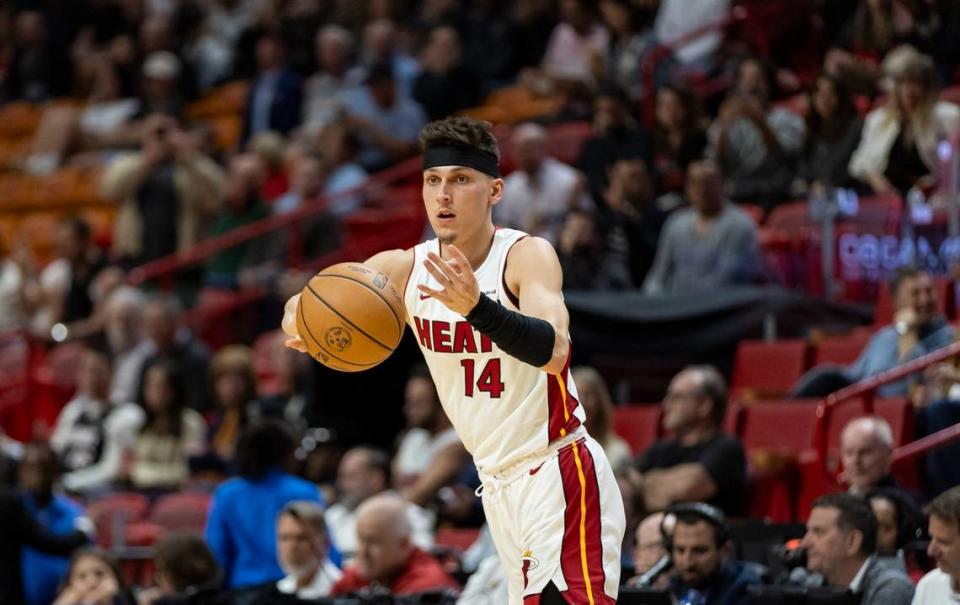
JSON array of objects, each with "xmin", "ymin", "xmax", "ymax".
[{"xmin": 419, "ymin": 116, "xmax": 500, "ymax": 163}]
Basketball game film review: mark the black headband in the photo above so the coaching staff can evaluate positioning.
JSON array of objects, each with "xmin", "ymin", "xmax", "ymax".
[{"xmin": 422, "ymin": 145, "xmax": 499, "ymax": 178}]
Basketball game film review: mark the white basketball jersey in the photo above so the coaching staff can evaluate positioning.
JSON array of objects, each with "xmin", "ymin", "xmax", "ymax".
[{"xmin": 404, "ymin": 228, "xmax": 585, "ymax": 476}]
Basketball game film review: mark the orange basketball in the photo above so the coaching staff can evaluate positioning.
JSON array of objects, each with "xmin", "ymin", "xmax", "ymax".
[{"xmin": 296, "ymin": 262, "xmax": 405, "ymax": 372}]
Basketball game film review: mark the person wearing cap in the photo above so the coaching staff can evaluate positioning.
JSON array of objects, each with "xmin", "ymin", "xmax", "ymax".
[
  {"xmin": 139, "ymin": 51, "xmax": 186, "ymax": 119},
  {"xmin": 849, "ymin": 47, "xmax": 960, "ymax": 198}
]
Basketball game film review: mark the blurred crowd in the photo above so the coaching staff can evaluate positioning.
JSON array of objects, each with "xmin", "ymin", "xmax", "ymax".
[{"xmin": 3, "ymin": 0, "xmax": 960, "ymax": 603}]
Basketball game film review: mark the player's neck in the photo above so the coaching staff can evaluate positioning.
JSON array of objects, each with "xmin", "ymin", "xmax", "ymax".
[{"xmin": 443, "ymin": 225, "xmax": 496, "ymax": 270}]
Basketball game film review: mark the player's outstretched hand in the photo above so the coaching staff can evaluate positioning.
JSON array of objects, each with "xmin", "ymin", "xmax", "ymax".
[
  {"xmin": 281, "ymin": 293, "xmax": 308, "ymax": 353},
  {"xmin": 418, "ymin": 245, "xmax": 481, "ymax": 316}
]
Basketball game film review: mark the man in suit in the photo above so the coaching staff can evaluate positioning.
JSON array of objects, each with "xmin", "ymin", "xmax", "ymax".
[
  {"xmin": 801, "ymin": 493, "xmax": 914, "ymax": 605},
  {"xmin": 0, "ymin": 488, "xmax": 90, "ymax": 605},
  {"xmin": 242, "ymin": 31, "xmax": 303, "ymax": 144}
]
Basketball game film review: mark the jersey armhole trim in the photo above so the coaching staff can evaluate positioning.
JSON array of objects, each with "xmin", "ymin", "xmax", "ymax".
[
  {"xmin": 501, "ymin": 235, "xmax": 528, "ymax": 309},
  {"xmin": 400, "ymin": 248, "xmax": 415, "ymax": 322}
]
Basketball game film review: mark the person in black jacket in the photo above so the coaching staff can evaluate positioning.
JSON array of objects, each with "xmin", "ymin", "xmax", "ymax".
[{"xmin": 0, "ymin": 488, "xmax": 90, "ymax": 605}]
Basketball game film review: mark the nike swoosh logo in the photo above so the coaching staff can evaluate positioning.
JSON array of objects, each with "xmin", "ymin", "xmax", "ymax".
[
  {"xmin": 529, "ymin": 462, "xmax": 545, "ymax": 476},
  {"xmin": 419, "ymin": 293, "xmax": 431, "ymax": 300}
]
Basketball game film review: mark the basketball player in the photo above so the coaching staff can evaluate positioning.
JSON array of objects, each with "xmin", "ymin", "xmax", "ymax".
[{"xmin": 283, "ymin": 116, "xmax": 625, "ymax": 604}]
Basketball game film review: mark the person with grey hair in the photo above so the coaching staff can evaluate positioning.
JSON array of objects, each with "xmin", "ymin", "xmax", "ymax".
[
  {"xmin": 841, "ymin": 417, "xmax": 897, "ymax": 496},
  {"xmin": 273, "ymin": 501, "xmax": 341, "ymax": 599},
  {"xmin": 495, "ymin": 122, "xmax": 591, "ymax": 245},
  {"xmin": 303, "ymin": 25, "xmax": 364, "ymax": 128},
  {"xmin": 331, "ymin": 494, "xmax": 459, "ymax": 597},
  {"xmin": 635, "ymin": 365, "xmax": 747, "ymax": 514}
]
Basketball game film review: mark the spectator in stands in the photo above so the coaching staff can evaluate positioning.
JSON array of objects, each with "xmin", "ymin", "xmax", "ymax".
[
  {"xmin": 32, "ymin": 217, "xmax": 109, "ymax": 342},
  {"xmin": 413, "ymin": 26, "xmax": 481, "ymax": 122},
  {"xmin": 343, "ymin": 61, "xmax": 427, "ymax": 172},
  {"xmin": 273, "ymin": 154, "xmax": 325, "ymax": 215},
  {"xmin": 247, "ymin": 131, "xmax": 289, "ymax": 204},
  {"xmin": 19, "ymin": 442, "xmax": 84, "ymax": 605},
  {"xmin": 643, "ymin": 160, "xmax": 761, "ymax": 295},
  {"xmin": 315, "ymin": 123, "xmax": 368, "ymax": 215},
  {"xmin": 866, "ymin": 487, "xmax": 924, "ymax": 560},
  {"xmin": 303, "ymin": 25, "xmax": 362, "ymax": 128},
  {"xmin": 137, "ymin": 51, "xmax": 189, "ymax": 120},
  {"xmin": 51, "ymin": 345, "xmax": 144, "ymax": 493},
  {"xmin": 539, "ymin": 0, "xmax": 609, "ymax": 85},
  {"xmin": 104, "ymin": 286, "xmax": 146, "ymax": 402},
  {"xmin": 578, "ymin": 84, "xmax": 651, "ymax": 207},
  {"xmin": 629, "ymin": 511, "xmax": 669, "ymax": 588},
  {"xmin": 915, "ymin": 377, "xmax": 960, "ymax": 497},
  {"xmin": 393, "ymin": 364, "xmax": 468, "ymax": 508},
  {"xmin": 0, "ymin": 487, "xmax": 91, "ymax": 605},
  {"xmin": 356, "ymin": 19, "xmax": 420, "ymax": 97},
  {"xmin": 271, "ymin": 501, "xmax": 342, "ymax": 599},
  {"xmin": 331, "ymin": 494, "xmax": 460, "ymax": 597},
  {"xmin": 599, "ymin": 0, "xmax": 657, "ymax": 101},
  {"xmin": 241, "ymin": 31, "xmax": 303, "ymax": 143},
  {"xmin": 2, "ymin": 10, "xmax": 71, "ymax": 102},
  {"xmin": 600, "ymin": 158, "xmax": 670, "ymax": 289},
  {"xmin": 849, "ymin": 49, "xmax": 960, "ymax": 198},
  {"xmin": 258, "ymin": 337, "xmax": 320, "ymax": 434},
  {"xmin": 794, "ymin": 266, "xmax": 954, "ymax": 398},
  {"xmin": 139, "ymin": 532, "xmax": 225, "ymax": 605},
  {"xmin": 571, "ymin": 366, "xmax": 633, "ymax": 470},
  {"xmin": 801, "ymin": 493, "xmax": 914, "ymax": 604},
  {"xmin": 653, "ymin": 0, "xmax": 729, "ymax": 72},
  {"xmin": 206, "ymin": 421, "xmax": 329, "ymax": 589},
  {"xmin": 0, "ymin": 236, "xmax": 39, "ymax": 332},
  {"xmin": 206, "ymin": 346, "xmax": 261, "ymax": 468},
  {"xmin": 710, "ymin": 56, "xmax": 806, "ymax": 206},
  {"xmin": 635, "ymin": 365, "xmax": 747, "ymax": 514},
  {"xmin": 914, "ymin": 485, "xmax": 960, "ymax": 603},
  {"xmin": 327, "ymin": 446, "xmax": 434, "ymax": 556},
  {"xmin": 135, "ymin": 296, "xmax": 213, "ymax": 412},
  {"xmin": 618, "ymin": 467, "xmax": 647, "ymax": 569},
  {"xmin": 556, "ymin": 208, "xmax": 605, "ymax": 290},
  {"xmin": 129, "ymin": 358, "xmax": 207, "ymax": 491},
  {"xmin": 496, "ymin": 123, "xmax": 590, "ymax": 244},
  {"xmin": 51, "ymin": 548, "xmax": 132, "ymax": 605},
  {"xmin": 841, "ymin": 417, "xmax": 899, "ymax": 496},
  {"xmin": 204, "ymin": 154, "xmax": 270, "ymax": 289},
  {"xmin": 101, "ymin": 112, "xmax": 225, "ymax": 267},
  {"xmin": 652, "ymin": 83, "xmax": 708, "ymax": 197},
  {"xmin": 793, "ymin": 74, "xmax": 863, "ymax": 198},
  {"xmin": 665, "ymin": 504, "xmax": 762, "ymax": 605}
]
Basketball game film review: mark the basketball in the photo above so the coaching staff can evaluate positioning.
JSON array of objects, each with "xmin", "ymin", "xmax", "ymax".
[{"xmin": 295, "ymin": 262, "xmax": 405, "ymax": 372}]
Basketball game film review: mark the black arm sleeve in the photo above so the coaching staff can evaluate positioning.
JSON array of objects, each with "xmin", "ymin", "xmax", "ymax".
[{"xmin": 465, "ymin": 294, "xmax": 556, "ymax": 368}]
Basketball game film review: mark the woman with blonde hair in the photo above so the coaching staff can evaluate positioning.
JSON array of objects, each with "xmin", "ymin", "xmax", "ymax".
[
  {"xmin": 849, "ymin": 48, "xmax": 960, "ymax": 199},
  {"xmin": 571, "ymin": 366, "xmax": 632, "ymax": 471}
]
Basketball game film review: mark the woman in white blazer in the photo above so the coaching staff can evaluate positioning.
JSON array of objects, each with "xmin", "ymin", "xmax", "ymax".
[{"xmin": 849, "ymin": 49, "xmax": 960, "ymax": 198}]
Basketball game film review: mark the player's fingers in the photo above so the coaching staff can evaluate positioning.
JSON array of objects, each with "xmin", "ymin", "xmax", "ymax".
[
  {"xmin": 284, "ymin": 338, "xmax": 307, "ymax": 353},
  {"xmin": 424, "ymin": 258, "xmax": 457, "ymax": 286},
  {"xmin": 417, "ymin": 284, "xmax": 449, "ymax": 302},
  {"xmin": 426, "ymin": 252, "xmax": 462, "ymax": 283},
  {"xmin": 446, "ymin": 244, "xmax": 470, "ymax": 268}
]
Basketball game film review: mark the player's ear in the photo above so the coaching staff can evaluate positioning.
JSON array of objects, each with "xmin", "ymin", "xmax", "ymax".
[{"xmin": 489, "ymin": 177, "xmax": 504, "ymax": 206}]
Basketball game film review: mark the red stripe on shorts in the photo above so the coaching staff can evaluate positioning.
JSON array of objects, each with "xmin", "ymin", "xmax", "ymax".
[
  {"xmin": 547, "ymin": 354, "xmax": 580, "ymax": 442},
  {"xmin": 556, "ymin": 440, "xmax": 614, "ymax": 605}
]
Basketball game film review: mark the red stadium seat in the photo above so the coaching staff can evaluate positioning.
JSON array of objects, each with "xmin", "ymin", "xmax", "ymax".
[
  {"xmin": 731, "ymin": 339, "xmax": 810, "ymax": 400},
  {"xmin": 434, "ymin": 527, "xmax": 481, "ymax": 553},
  {"xmin": 87, "ymin": 492, "xmax": 150, "ymax": 546},
  {"xmin": 612, "ymin": 405, "xmax": 662, "ymax": 456},
  {"xmin": 812, "ymin": 332, "xmax": 871, "ymax": 367},
  {"xmin": 739, "ymin": 400, "xmax": 819, "ymax": 455},
  {"xmin": 148, "ymin": 491, "xmax": 212, "ymax": 532}
]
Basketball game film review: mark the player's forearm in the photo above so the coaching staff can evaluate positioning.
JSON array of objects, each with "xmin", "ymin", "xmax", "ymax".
[{"xmin": 466, "ymin": 293, "xmax": 557, "ymax": 370}]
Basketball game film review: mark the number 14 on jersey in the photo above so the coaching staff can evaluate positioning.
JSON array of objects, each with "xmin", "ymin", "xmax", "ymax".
[{"xmin": 460, "ymin": 359, "xmax": 505, "ymax": 398}]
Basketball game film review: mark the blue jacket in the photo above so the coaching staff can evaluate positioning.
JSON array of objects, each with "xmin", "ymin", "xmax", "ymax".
[
  {"xmin": 669, "ymin": 561, "xmax": 763, "ymax": 605},
  {"xmin": 21, "ymin": 493, "xmax": 84, "ymax": 605},
  {"xmin": 205, "ymin": 469, "xmax": 338, "ymax": 588}
]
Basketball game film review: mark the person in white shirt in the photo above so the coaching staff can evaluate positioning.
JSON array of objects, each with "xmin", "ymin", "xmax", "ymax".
[
  {"xmin": 50, "ymin": 345, "xmax": 144, "ymax": 493},
  {"xmin": 802, "ymin": 493, "xmax": 914, "ymax": 605},
  {"xmin": 914, "ymin": 486, "xmax": 960, "ymax": 604},
  {"xmin": 275, "ymin": 501, "xmax": 342, "ymax": 599},
  {"xmin": 325, "ymin": 447, "xmax": 434, "ymax": 557},
  {"xmin": 495, "ymin": 123, "xmax": 590, "ymax": 246},
  {"xmin": 393, "ymin": 364, "xmax": 468, "ymax": 507}
]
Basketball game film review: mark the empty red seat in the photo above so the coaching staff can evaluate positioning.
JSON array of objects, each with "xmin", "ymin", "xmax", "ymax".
[
  {"xmin": 87, "ymin": 492, "xmax": 150, "ymax": 546},
  {"xmin": 434, "ymin": 527, "xmax": 481, "ymax": 553},
  {"xmin": 731, "ymin": 339, "xmax": 810, "ymax": 400},
  {"xmin": 739, "ymin": 400, "xmax": 819, "ymax": 455},
  {"xmin": 813, "ymin": 332, "xmax": 871, "ymax": 367},
  {"xmin": 612, "ymin": 405, "xmax": 662, "ymax": 455},
  {"xmin": 148, "ymin": 492, "xmax": 212, "ymax": 532}
]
